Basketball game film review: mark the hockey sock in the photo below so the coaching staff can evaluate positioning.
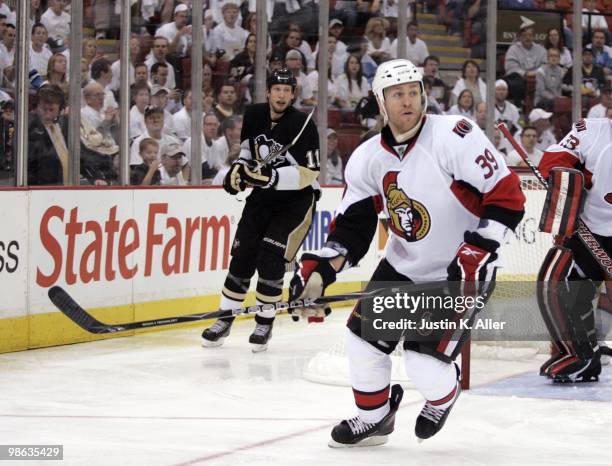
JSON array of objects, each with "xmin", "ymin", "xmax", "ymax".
[
  {"xmin": 218, "ymin": 296, "xmax": 244, "ymax": 324},
  {"xmin": 403, "ymin": 350, "xmax": 458, "ymax": 409}
]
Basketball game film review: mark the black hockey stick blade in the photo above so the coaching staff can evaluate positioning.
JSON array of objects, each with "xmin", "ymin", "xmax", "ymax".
[{"xmin": 48, "ymin": 286, "xmax": 114, "ymax": 334}]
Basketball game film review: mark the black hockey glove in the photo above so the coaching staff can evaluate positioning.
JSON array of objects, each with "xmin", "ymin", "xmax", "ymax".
[
  {"xmin": 289, "ymin": 253, "xmax": 337, "ymax": 323},
  {"xmin": 237, "ymin": 160, "xmax": 279, "ymax": 189},
  {"xmin": 447, "ymin": 231, "xmax": 499, "ymax": 300},
  {"xmin": 223, "ymin": 160, "xmax": 247, "ymax": 195}
]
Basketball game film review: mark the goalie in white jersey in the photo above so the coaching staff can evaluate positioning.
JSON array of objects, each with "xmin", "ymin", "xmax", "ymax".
[
  {"xmin": 537, "ymin": 118, "xmax": 612, "ymax": 383},
  {"xmin": 289, "ymin": 59, "xmax": 526, "ymax": 447}
]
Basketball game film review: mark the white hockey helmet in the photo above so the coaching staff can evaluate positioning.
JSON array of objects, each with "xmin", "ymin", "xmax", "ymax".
[{"xmin": 372, "ymin": 59, "xmax": 426, "ymax": 123}]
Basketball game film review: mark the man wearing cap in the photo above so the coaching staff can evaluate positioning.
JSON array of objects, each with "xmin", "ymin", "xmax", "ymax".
[
  {"xmin": 145, "ymin": 36, "xmax": 177, "ymax": 90},
  {"xmin": 201, "ymin": 68, "xmax": 321, "ymax": 352},
  {"xmin": 156, "ymin": 4, "xmax": 192, "ymax": 57},
  {"xmin": 504, "ymin": 23, "xmax": 547, "ymax": 105},
  {"xmin": 285, "ymin": 48, "xmax": 316, "ymax": 107},
  {"xmin": 528, "ymin": 107, "xmax": 557, "ymax": 151},
  {"xmin": 209, "ymin": 2, "xmax": 249, "ymax": 62},
  {"xmin": 41, "ymin": 0, "xmax": 70, "ymax": 45},
  {"xmin": 494, "ymin": 79, "xmax": 520, "ymax": 131},
  {"xmin": 129, "ymin": 106, "xmax": 181, "ymax": 166},
  {"xmin": 159, "ymin": 144, "xmax": 188, "ymax": 185},
  {"xmin": 151, "ymin": 84, "xmax": 177, "ymax": 136}
]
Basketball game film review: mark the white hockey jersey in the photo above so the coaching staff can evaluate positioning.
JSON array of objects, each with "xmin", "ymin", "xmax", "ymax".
[
  {"xmin": 327, "ymin": 115, "xmax": 525, "ymax": 282},
  {"xmin": 539, "ymin": 118, "xmax": 612, "ymax": 237}
]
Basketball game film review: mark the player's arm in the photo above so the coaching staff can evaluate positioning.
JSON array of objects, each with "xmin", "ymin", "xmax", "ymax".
[
  {"xmin": 222, "ymin": 107, "xmax": 255, "ymax": 195},
  {"xmin": 274, "ymin": 119, "xmax": 320, "ymax": 190}
]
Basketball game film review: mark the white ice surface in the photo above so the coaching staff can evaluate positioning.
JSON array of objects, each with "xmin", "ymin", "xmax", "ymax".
[{"xmin": 1, "ymin": 309, "xmax": 610, "ymax": 466}]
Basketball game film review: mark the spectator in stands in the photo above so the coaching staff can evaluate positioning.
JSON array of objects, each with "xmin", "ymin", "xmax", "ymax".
[
  {"xmin": 173, "ymin": 89, "xmax": 192, "ymax": 141},
  {"xmin": 364, "ymin": 17, "xmax": 391, "ymax": 64},
  {"xmin": 336, "ymin": 54, "xmax": 370, "ymax": 110},
  {"xmin": 150, "ymin": 61, "xmax": 180, "ymax": 111},
  {"xmin": 159, "ymin": 144, "xmax": 188, "ymax": 186},
  {"xmin": 145, "ymin": 36, "xmax": 177, "ymax": 90},
  {"xmin": 30, "ymin": 23, "xmax": 53, "ymax": 78},
  {"xmin": 229, "ymin": 34, "xmax": 256, "ymax": 84},
  {"xmin": 347, "ymin": 37, "xmax": 378, "ymax": 84},
  {"xmin": 587, "ymin": 86, "xmax": 611, "ymax": 117},
  {"xmin": 587, "ymin": 30, "xmax": 612, "ymax": 74},
  {"xmin": 544, "ymin": 27, "xmax": 572, "ymax": 70},
  {"xmin": 307, "ymin": 48, "xmax": 340, "ymax": 107},
  {"xmin": 505, "ymin": 126, "xmax": 542, "ymax": 167},
  {"xmin": 528, "ymin": 107, "xmax": 557, "ymax": 151},
  {"xmin": 474, "ymin": 102, "xmax": 487, "ymax": 130},
  {"xmin": 150, "ymin": 84, "xmax": 177, "ymax": 137},
  {"xmin": 422, "ymin": 55, "xmax": 448, "ymax": 111},
  {"xmin": 130, "ymin": 138, "xmax": 161, "ymax": 185},
  {"xmin": 0, "ymin": 14, "xmax": 7, "ymax": 43},
  {"xmin": 82, "ymin": 37, "xmax": 98, "ymax": 69},
  {"xmin": 212, "ymin": 115, "xmax": 242, "ymax": 174},
  {"xmin": 0, "ymin": 100, "xmax": 13, "ymax": 172},
  {"xmin": 129, "ymin": 82, "xmax": 150, "ymax": 140},
  {"xmin": 494, "ymin": 79, "xmax": 520, "ymax": 134},
  {"xmin": 44, "ymin": 53, "xmax": 68, "ymax": 95},
  {"xmin": 110, "ymin": 36, "xmax": 140, "ymax": 92},
  {"xmin": 211, "ymin": 81, "xmax": 238, "ymax": 126},
  {"xmin": 0, "ymin": 1, "xmax": 14, "ymax": 26},
  {"xmin": 562, "ymin": 48, "xmax": 606, "ymax": 99},
  {"xmin": 134, "ymin": 63, "xmax": 149, "ymax": 86},
  {"xmin": 130, "ymin": 106, "xmax": 181, "ymax": 166},
  {"xmin": 581, "ymin": 0, "xmax": 609, "ymax": 32},
  {"xmin": 504, "ymin": 22, "xmax": 547, "ymax": 106},
  {"xmin": 210, "ymin": 0, "xmax": 243, "ymax": 25},
  {"xmin": 329, "ymin": 19, "xmax": 348, "ymax": 57},
  {"xmin": 209, "ymin": 2, "xmax": 249, "ymax": 62},
  {"xmin": 324, "ymin": 129, "xmax": 344, "ymax": 185},
  {"xmin": 81, "ymin": 81, "xmax": 119, "ymax": 140},
  {"xmin": 182, "ymin": 112, "xmax": 222, "ymax": 181},
  {"xmin": 390, "ymin": 21, "xmax": 429, "ymax": 65},
  {"xmin": 451, "ymin": 59, "xmax": 486, "ymax": 106},
  {"xmin": 423, "ymin": 77, "xmax": 444, "ymax": 115},
  {"xmin": 41, "ymin": 0, "xmax": 70, "ymax": 45},
  {"xmin": 28, "ymin": 85, "xmax": 69, "ymax": 185},
  {"xmin": 91, "ymin": 58, "xmax": 118, "ymax": 112},
  {"xmin": 244, "ymin": 13, "xmax": 272, "ymax": 53},
  {"xmin": 80, "ymin": 58, "xmax": 90, "ymax": 88},
  {"xmin": 446, "ymin": 89, "xmax": 475, "ymax": 119},
  {"xmin": 282, "ymin": 24, "xmax": 316, "ymax": 72},
  {"xmin": 157, "ymin": 4, "xmax": 192, "ymax": 57},
  {"xmin": 203, "ymin": 63, "xmax": 214, "ymax": 95},
  {"xmin": 535, "ymin": 47, "xmax": 565, "ymax": 110},
  {"xmin": 285, "ymin": 49, "xmax": 316, "ymax": 107},
  {"xmin": 492, "ymin": 127, "xmax": 507, "ymax": 157},
  {"xmin": 0, "ymin": 23, "xmax": 16, "ymax": 76}
]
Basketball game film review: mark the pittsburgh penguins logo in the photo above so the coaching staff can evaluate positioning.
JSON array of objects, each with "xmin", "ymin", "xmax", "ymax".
[
  {"xmin": 254, "ymin": 134, "xmax": 283, "ymax": 163},
  {"xmin": 383, "ymin": 171, "xmax": 431, "ymax": 242}
]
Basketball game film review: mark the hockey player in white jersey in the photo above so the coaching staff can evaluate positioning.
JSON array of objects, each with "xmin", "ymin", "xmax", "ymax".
[
  {"xmin": 289, "ymin": 59, "xmax": 526, "ymax": 447},
  {"xmin": 537, "ymin": 118, "xmax": 612, "ymax": 382}
]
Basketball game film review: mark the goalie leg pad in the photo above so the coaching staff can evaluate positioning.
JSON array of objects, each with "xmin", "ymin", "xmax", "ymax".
[{"xmin": 539, "ymin": 168, "xmax": 586, "ymax": 237}]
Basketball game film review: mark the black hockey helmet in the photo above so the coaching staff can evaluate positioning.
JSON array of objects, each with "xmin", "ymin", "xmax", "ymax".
[{"xmin": 267, "ymin": 68, "xmax": 297, "ymax": 91}]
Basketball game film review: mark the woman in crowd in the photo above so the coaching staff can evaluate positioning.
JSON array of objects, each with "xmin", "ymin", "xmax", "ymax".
[
  {"xmin": 446, "ymin": 88, "xmax": 475, "ymax": 119},
  {"xmin": 307, "ymin": 48, "xmax": 341, "ymax": 107},
  {"xmin": 336, "ymin": 54, "xmax": 371, "ymax": 109},
  {"xmin": 450, "ymin": 59, "xmax": 486, "ymax": 106},
  {"xmin": 363, "ymin": 17, "xmax": 391, "ymax": 63},
  {"xmin": 229, "ymin": 34, "xmax": 256, "ymax": 84},
  {"xmin": 544, "ymin": 27, "xmax": 573, "ymax": 70},
  {"xmin": 44, "ymin": 53, "xmax": 68, "ymax": 95},
  {"xmin": 82, "ymin": 37, "xmax": 98, "ymax": 69}
]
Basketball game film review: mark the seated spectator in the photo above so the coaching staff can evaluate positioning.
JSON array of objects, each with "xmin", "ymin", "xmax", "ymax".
[
  {"xmin": 130, "ymin": 138, "xmax": 161, "ymax": 185},
  {"xmin": 157, "ymin": 4, "xmax": 192, "ymax": 57},
  {"xmin": 0, "ymin": 23, "xmax": 16, "ymax": 76},
  {"xmin": 130, "ymin": 82, "xmax": 151, "ymax": 140},
  {"xmin": 0, "ymin": 1, "xmax": 14, "ymax": 26},
  {"xmin": 336, "ymin": 54, "xmax": 371, "ymax": 110},
  {"xmin": 423, "ymin": 77, "xmax": 444, "ymax": 115},
  {"xmin": 159, "ymin": 144, "xmax": 188, "ymax": 186},
  {"xmin": 562, "ymin": 48, "xmax": 606, "ymax": 99},
  {"xmin": 229, "ymin": 34, "xmax": 256, "ymax": 84},
  {"xmin": 243, "ymin": 13, "xmax": 272, "ymax": 54},
  {"xmin": 474, "ymin": 102, "xmax": 487, "ymax": 130},
  {"xmin": 390, "ymin": 21, "xmax": 429, "ymax": 66},
  {"xmin": 587, "ymin": 86, "xmax": 611, "ymax": 117},
  {"xmin": 173, "ymin": 89, "xmax": 193, "ymax": 142},
  {"xmin": 90, "ymin": 58, "xmax": 118, "ymax": 112},
  {"xmin": 451, "ymin": 60, "xmax": 486, "ymax": 106},
  {"xmin": 492, "ymin": 127, "xmax": 507, "ymax": 157},
  {"xmin": 364, "ymin": 17, "xmax": 391, "ymax": 64},
  {"xmin": 29, "ymin": 23, "xmax": 52, "ymax": 78},
  {"xmin": 82, "ymin": 37, "xmax": 98, "ymax": 69},
  {"xmin": 151, "ymin": 84, "xmax": 177, "ymax": 137},
  {"xmin": 422, "ymin": 55, "xmax": 448, "ymax": 111},
  {"xmin": 211, "ymin": 115, "xmax": 242, "ymax": 174},
  {"xmin": 145, "ymin": 36, "xmax": 177, "ymax": 90},
  {"xmin": 41, "ymin": 0, "xmax": 70, "ymax": 46},
  {"xmin": 276, "ymin": 26, "xmax": 315, "ymax": 72},
  {"xmin": 504, "ymin": 21, "xmax": 547, "ymax": 106},
  {"xmin": 446, "ymin": 89, "xmax": 475, "ymax": 119},
  {"xmin": 347, "ymin": 38, "xmax": 378, "ymax": 84},
  {"xmin": 535, "ymin": 47, "xmax": 565, "ymax": 110},
  {"xmin": 581, "ymin": 0, "xmax": 609, "ymax": 32},
  {"xmin": 211, "ymin": 81, "xmax": 239, "ymax": 126},
  {"xmin": 150, "ymin": 61, "xmax": 180, "ymax": 111},
  {"xmin": 134, "ymin": 63, "xmax": 149, "ymax": 86},
  {"xmin": 324, "ymin": 129, "xmax": 344, "ymax": 185},
  {"xmin": 528, "ymin": 107, "xmax": 557, "ymax": 151},
  {"xmin": 202, "ymin": 63, "xmax": 214, "ymax": 95},
  {"xmin": 285, "ymin": 49, "xmax": 316, "ymax": 107},
  {"xmin": 44, "ymin": 53, "xmax": 68, "ymax": 96},
  {"xmin": 182, "ymin": 112, "xmax": 222, "ymax": 181},
  {"xmin": 587, "ymin": 30, "xmax": 612, "ymax": 74},
  {"xmin": 307, "ymin": 49, "xmax": 341, "ymax": 107},
  {"xmin": 130, "ymin": 106, "xmax": 181, "ymax": 165},
  {"xmin": 0, "ymin": 100, "xmax": 14, "ymax": 171},
  {"xmin": 494, "ymin": 79, "xmax": 520, "ymax": 136},
  {"xmin": 505, "ymin": 125, "xmax": 542, "ymax": 167},
  {"xmin": 110, "ymin": 36, "xmax": 140, "ymax": 92},
  {"xmin": 210, "ymin": 0, "xmax": 243, "ymax": 26},
  {"xmin": 209, "ymin": 2, "xmax": 249, "ymax": 62},
  {"xmin": 82, "ymin": 81, "xmax": 118, "ymax": 137},
  {"xmin": 328, "ymin": 19, "xmax": 348, "ymax": 65},
  {"xmin": 203, "ymin": 88, "xmax": 215, "ymax": 114},
  {"xmin": 544, "ymin": 27, "xmax": 572, "ymax": 70}
]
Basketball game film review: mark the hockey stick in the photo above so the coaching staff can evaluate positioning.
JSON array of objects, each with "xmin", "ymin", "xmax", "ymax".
[
  {"xmin": 49, "ymin": 281, "xmax": 438, "ymax": 334},
  {"xmin": 497, "ymin": 123, "xmax": 612, "ymax": 279}
]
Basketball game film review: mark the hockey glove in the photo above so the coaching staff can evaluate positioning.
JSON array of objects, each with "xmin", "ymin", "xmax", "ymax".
[
  {"xmin": 447, "ymin": 231, "xmax": 499, "ymax": 302},
  {"xmin": 223, "ymin": 160, "xmax": 247, "ymax": 195},
  {"xmin": 237, "ymin": 160, "xmax": 279, "ymax": 189},
  {"xmin": 289, "ymin": 253, "xmax": 337, "ymax": 323}
]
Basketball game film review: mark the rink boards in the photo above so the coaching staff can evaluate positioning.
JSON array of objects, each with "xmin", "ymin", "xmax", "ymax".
[{"xmin": 0, "ymin": 184, "xmax": 549, "ymax": 353}]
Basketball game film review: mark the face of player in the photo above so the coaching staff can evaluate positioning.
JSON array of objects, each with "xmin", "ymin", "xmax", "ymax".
[
  {"xmin": 267, "ymin": 84, "xmax": 294, "ymax": 115},
  {"xmin": 495, "ymin": 85, "xmax": 508, "ymax": 102},
  {"xmin": 141, "ymin": 145, "xmax": 159, "ymax": 165},
  {"xmin": 203, "ymin": 115, "xmax": 220, "ymax": 139},
  {"xmin": 223, "ymin": 7, "xmax": 239, "ymax": 26},
  {"xmin": 383, "ymin": 81, "xmax": 423, "ymax": 135}
]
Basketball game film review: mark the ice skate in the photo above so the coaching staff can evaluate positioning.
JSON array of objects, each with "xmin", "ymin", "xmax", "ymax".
[
  {"xmin": 547, "ymin": 351, "xmax": 601, "ymax": 383},
  {"xmin": 201, "ymin": 319, "xmax": 232, "ymax": 347},
  {"xmin": 249, "ymin": 322, "xmax": 273, "ymax": 353},
  {"xmin": 415, "ymin": 376, "xmax": 461, "ymax": 442}
]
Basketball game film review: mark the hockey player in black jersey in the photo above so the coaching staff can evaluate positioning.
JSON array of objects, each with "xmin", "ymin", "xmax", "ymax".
[{"xmin": 201, "ymin": 68, "xmax": 320, "ymax": 352}]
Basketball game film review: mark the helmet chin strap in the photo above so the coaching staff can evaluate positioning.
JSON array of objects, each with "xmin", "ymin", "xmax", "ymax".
[{"xmin": 392, "ymin": 110, "xmax": 425, "ymax": 143}]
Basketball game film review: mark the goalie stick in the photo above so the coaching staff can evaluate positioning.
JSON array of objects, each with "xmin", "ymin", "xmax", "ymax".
[{"xmin": 497, "ymin": 122, "xmax": 612, "ymax": 280}]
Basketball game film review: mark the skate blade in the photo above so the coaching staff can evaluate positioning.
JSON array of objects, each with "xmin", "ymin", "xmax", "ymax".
[
  {"xmin": 551, "ymin": 375, "xmax": 599, "ymax": 383},
  {"xmin": 201, "ymin": 337, "xmax": 227, "ymax": 348},
  {"xmin": 328, "ymin": 435, "xmax": 388, "ymax": 448},
  {"xmin": 251, "ymin": 343, "xmax": 268, "ymax": 353}
]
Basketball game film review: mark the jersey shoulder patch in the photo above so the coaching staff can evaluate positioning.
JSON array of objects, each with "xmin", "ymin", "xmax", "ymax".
[
  {"xmin": 452, "ymin": 119, "xmax": 473, "ymax": 138},
  {"xmin": 575, "ymin": 119, "xmax": 587, "ymax": 132}
]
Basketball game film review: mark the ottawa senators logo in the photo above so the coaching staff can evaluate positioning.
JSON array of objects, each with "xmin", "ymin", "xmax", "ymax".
[
  {"xmin": 575, "ymin": 119, "xmax": 587, "ymax": 132},
  {"xmin": 605, "ymin": 192, "xmax": 612, "ymax": 205},
  {"xmin": 383, "ymin": 171, "xmax": 431, "ymax": 242},
  {"xmin": 452, "ymin": 119, "xmax": 473, "ymax": 138},
  {"xmin": 254, "ymin": 134, "xmax": 283, "ymax": 163}
]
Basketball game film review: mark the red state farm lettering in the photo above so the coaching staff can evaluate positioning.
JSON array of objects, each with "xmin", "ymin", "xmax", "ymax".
[{"xmin": 36, "ymin": 203, "xmax": 231, "ymax": 286}]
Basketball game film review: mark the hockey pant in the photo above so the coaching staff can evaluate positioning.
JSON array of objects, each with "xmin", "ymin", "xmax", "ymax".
[{"xmin": 220, "ymin": 191, "xmax": 316, "ymax": 323}]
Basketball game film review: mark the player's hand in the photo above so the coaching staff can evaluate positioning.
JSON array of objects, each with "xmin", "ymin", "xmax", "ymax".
[
  {"xmin": 237, "ymin": 160, "xmax": 278, "ymax": 189},
  {"xmin": 447, "ymin": 231, "xmax": 499, "ymax": 300},
  {"xmin": 288, "ymin": 253, "xmax": 337, "ymax": 323},
  {"xmin": 223, "ymin": 160, "xmax": 247, "ymax": 195}
]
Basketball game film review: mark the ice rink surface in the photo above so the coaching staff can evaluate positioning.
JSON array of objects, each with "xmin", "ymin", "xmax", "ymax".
[{"xmin": 1, "ymin": 309, "xmax": 611, "ymax": 466}]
